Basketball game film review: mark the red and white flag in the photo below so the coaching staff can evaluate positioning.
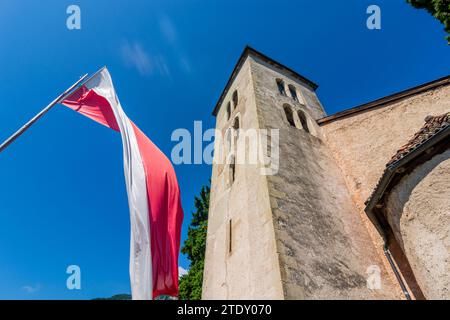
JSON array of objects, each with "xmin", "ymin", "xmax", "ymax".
[{"xmin": 61, "ymin": 68, "xmax": 184, "ymax": 300}]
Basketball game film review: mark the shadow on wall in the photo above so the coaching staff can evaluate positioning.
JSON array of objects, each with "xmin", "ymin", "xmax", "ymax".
[{"xmin": 387, "ymin": 149, "xmax": 450, "ymax": 299}]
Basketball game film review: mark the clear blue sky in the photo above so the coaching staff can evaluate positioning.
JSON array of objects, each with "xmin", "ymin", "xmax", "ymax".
[{"xmin": 0, "ymin": 0, "xmax": 448, "ymax": 299}]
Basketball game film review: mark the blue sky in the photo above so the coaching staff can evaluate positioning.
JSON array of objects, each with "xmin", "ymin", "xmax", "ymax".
[{"xmin": 0, "ymin": 0, "xmax": 448, "ymax": 299}]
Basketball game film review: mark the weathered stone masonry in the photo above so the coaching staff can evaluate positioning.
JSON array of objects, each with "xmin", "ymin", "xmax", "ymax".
[{"xmin": 203, "ymin": 46, "xmax": 450, "ymax": 300}]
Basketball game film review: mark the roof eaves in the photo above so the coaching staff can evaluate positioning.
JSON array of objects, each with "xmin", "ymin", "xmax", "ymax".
[
  {"xmin": 365, "ymin": 125, "xmax": 450, "ymax": 236},
  {"xmin": 318, "ymin": 75, "xmax": 450, "ymax": 126},
  {"xmin": 212, "ymin": 46, "xmax": 319, "ymax": 117}
]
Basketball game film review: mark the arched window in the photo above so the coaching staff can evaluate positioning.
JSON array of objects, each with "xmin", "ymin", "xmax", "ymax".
[
  {"xmin": 226, "ymin": 102, "xmax": 231, "ymax": 121},
  {"xmin": 297, "ymin": 110, "xmax": 310, "ymax": 133},
  {"xmin": 276, "ymin": 79, "xmax": 286, "ymax": 96},
  {"xmin": 288, "ymin": 85, "xmax": 298, "ymax": 102},
  {"xmin": 233, "ymin": 117, "xmax": 240, "ymax": 131},
  {"xmin": 232, "ymin": 90, "xmax": 238, "ymax": 108},
  {"xmin": 283, "ymin": 104, "xmax": 295, "ymax": 127}
]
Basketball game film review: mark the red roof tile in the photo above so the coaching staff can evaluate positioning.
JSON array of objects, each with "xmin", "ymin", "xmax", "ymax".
[
  {"xmin": 386, "ymin": 112, "xmax": 450, "ymax": 167},
  {"xmin": 365, "ymin": 111, "xmax": 450, "ymax": 209}
]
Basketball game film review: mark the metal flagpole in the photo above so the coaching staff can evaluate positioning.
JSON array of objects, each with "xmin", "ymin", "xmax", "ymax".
[{"xmin": 0, "ymin": 73, "xmax": 89, "ymax": 154}]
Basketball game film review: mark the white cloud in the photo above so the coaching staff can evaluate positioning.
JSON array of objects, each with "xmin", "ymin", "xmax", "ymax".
[
  {"xmin": 121, "ymin": 41, "xmax": 158, "ymax": 77},
  {"xmin": 121, "ymin": 41, "xmax": 172, "ymax": 78},
  {"xmin": 22, "ymin": 284, "xmax": 41, "ymax": 294},
  {"xmin": 120, "ymin": 15, "xmax": 192, "ymax": 77},
  {"xmin": 179, "ymin": 55, "xmax": 192, "ymax": 74},
  {"xmin": 158, "ymin": 14, "xmax": 193, "ymax": 75},
  {"xmin": 153, "ymin": 54, "xmax": 171, "ymax": 78},
  {"xmin": 179, "ymin": 266, "xmax": 188, "ymax": 278},
  {"xmin": 159, "ymin": 14, "xmax": 178, "ymax": 47}
]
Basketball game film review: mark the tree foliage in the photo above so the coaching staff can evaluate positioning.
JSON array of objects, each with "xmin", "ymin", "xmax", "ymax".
[
  {"xmin": 178, "ymin": 184, "xmax": 210, "ymax": 300},
  {"xmin": 406, "ymin": 0, "xmax": 450, "ymax": 43}
]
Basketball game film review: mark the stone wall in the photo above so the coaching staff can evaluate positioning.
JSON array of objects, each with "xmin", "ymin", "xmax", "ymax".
[
  {"xmin": 203, "ymin": 50, "xmax": 450, "ymax": 300},
  {"xmin": 320, "ymin": 83, "xmax": 450, "ymax": 298},
  {"xmin": 321, "ymin": 84, "xmax": 450, "ymax": 213},
  {"xmin": 202, "ymin": 56, "xmax": 284, "ymax": 299},
  {"xmin": 250, "ymin": 56, "xmax": 401, "ymax": 299},
  {"xmin": 386, "ymin": 150, "xmax": 450, "ymax": 300}
]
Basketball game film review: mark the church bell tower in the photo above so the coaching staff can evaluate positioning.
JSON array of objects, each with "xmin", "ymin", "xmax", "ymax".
[{"xmin": 202, "ymin": 47, "xmax": 400, "ymax": 300}]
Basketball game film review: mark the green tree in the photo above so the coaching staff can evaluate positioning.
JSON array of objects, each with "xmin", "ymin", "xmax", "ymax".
[
  {"xmin": 406, "ymin": 0, "xmax": 450, "ymax": 43},
  {"xmin": 178, "ymin": 184, "xmax": 210, "ymax": 300}
]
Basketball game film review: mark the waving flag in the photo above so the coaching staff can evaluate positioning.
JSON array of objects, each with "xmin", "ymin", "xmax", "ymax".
[{"xmin": 61, "ymin": 67, "xmax": 183, "ymax": 300}]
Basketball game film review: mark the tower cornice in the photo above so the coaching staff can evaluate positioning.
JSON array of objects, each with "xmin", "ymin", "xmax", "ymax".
[{"xmin": 212, "ymin": 46, "xmax": 319, "ymax": 117}]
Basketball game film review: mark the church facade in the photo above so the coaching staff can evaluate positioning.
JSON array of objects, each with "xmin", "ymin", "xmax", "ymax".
[{"xmin": 202, "ymin": 47, "xmax": 450, "ymax": 300}]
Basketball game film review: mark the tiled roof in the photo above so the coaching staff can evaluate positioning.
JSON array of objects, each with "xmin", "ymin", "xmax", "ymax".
[
  {"xmin": 387, "ymin": 112, "xmax": 450, "ymax": 167},
  {"xmin": 365, "ymin": 111, "xmax": 450, "ymax": 210}
]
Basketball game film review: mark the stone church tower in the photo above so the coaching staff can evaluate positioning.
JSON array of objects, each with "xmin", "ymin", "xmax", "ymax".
[{"xmin": 202, "ymin": 47, "xmax": 450, "ymax": 299}]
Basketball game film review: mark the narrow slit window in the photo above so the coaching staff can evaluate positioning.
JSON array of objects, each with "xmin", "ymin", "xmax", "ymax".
[
  {"xmin": 288, "ymin": 85, "xmax": 298, "ymax": 102},
  {"xmin": 233, "ymin": 117, "xmax": 240, "ymax": 139},
  {"xmin": 276, "ymin": 79, "xmax": 286, "ymax": 96},
  {"xmin": 298, "ymin": 110, "xmax": 310, "ymax": 133},
  {"xmin": 283, "ymin": 104, "xmax": 295, "ymax": 127},
  {"xmin": 226, "ymin": 102, "xmax": 231, "ymax": 120},
  {"xmin": 230, "ymin": 162, "xmax": 235, "ymax": 183},
  {"xmin": 228, "ymin": 219, "xmax": 233, "ymax": 254},
  {"xmin": 232, "ymin": 90, "xmax": 239, "ymax": 108},
  {"xmin": 229, "ymin": 155, "xmax": 236, "ymax": 185},
  {"xmin": 233, "ymin": 117, "xmax": 240, "ymax": 130}
]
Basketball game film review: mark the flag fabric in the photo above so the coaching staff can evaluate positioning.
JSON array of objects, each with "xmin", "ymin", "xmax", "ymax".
[{"xmin": 61, "ymin": 68, "xmax": 184, "ymax": 300}]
